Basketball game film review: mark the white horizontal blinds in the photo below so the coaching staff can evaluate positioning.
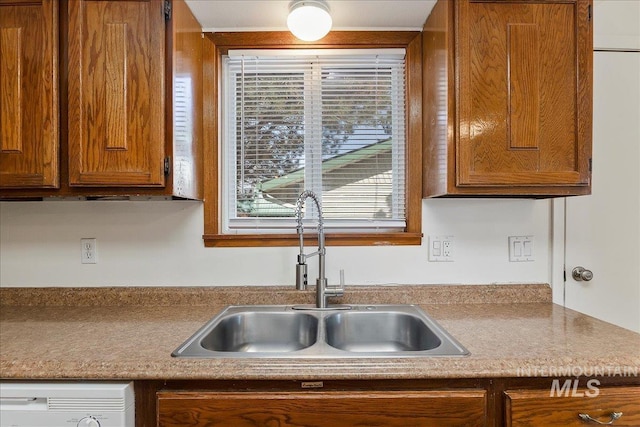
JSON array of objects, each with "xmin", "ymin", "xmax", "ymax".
[
  {"xmin": 232, "ymin": 60, "xmax": 306, "ymax": 220},
  {"xmin": 320, "ymin": 59, "xmax": 405, "ymax": 221},
  {"xmin": 224, "ymin": 50, "xmax": 406, "ymax": 233}
]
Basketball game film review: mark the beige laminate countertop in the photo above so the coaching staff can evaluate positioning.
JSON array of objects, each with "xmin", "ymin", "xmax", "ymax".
[{"xmin": 1, "ymin": 285, "xmax": 639, "ymax": 381}]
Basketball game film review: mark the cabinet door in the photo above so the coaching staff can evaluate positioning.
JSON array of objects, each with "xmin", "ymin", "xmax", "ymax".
[
  {"xmin": 0, "ymin": 0, "xmax": 58, "ymax": 188},
  {"xmin": 457, "ymin": 1, "xmax": 592, "ymax": 188},
  {"xmin": 68, "ymin": 0, "xmax": 165, "ymax": 187},
  {"xmin": 505, "ymin": 386, "xmax": 640, "ymax": 426},
  {"xmin": 158, "ymin": 390, "xmax": 487, "ymax": 427}
]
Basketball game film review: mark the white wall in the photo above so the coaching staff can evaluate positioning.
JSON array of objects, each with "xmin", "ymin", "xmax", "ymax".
[
  {"xmin": 0, "ymin": 199, "xmax": 552, "ymax": 287},
  {"xmin": 594, "ymin": 0, "xmax": 640, "ymax": 51}
]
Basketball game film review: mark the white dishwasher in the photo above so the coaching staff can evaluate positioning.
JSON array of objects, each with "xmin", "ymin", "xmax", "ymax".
[{"xmin": 0, "ymin": 382, "xmax": 134, "ymax": 427}]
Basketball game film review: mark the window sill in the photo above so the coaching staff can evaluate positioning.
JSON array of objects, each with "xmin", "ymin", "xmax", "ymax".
[{"xmin": 203, "ymin": 232, "xmax": 423, "ymax": 247}]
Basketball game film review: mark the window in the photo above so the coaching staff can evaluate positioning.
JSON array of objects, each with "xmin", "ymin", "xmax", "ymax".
[
  {"xmin": 224, "ymin": 49, "xmax": 406, "ymax": 233},
  {"xmin": 203, "ymin": 32, "xmax": 422, "ymax": 247}
]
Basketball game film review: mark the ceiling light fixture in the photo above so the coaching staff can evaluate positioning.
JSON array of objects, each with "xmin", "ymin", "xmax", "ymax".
[{"xmin": 287, "ymin": 0, "xmax": 332, "ymax": 42}]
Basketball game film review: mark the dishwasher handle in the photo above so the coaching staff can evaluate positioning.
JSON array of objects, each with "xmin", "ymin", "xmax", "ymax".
[{"xmin": 0, "ymin": 397, "xmax": 47, "ymax": 410}]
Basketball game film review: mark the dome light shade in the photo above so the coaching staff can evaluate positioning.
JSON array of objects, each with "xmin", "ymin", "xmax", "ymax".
[{"xmin": 287, "ymin": 0, "xmax": 332, "ymax": 42}]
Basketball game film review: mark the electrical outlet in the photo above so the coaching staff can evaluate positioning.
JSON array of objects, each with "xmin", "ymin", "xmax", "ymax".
[
  {"xmin": 429, "ymin": 235, "xmax": 454, "ymax": 262},
  {"xmin": 81, "ymin": 238, "xmax": 97, "ymax": 264},
  {"xmin": 508, "ymin": 235, "xmax": 534, "ymax": 262},
  {"xmin": 442, "ymin": 239, "xmax": 453, "ymax": 258}
]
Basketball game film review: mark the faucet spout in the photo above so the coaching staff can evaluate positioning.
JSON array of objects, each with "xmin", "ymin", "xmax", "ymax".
[{"xmin": 294, "ymin": 190, "xmax": 342, "ymax": 308}]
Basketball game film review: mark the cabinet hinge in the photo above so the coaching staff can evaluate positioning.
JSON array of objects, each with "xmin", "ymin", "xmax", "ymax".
[
  {"xmin": 588, "ymin": 158, "xmax": 592, "ymax": 172},
  {"xmin": 164, "ymin": 0, "xmax": 172, "ymax": 21},
  {"xmin": 588, "ymin": 4, "xmax": 592, "ymax": 22},
  {"xmin": 164, "ymin": 157, "xmax": 171, "ymax": 176}
]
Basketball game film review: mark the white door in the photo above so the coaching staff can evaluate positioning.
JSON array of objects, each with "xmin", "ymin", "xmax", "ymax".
[{"xmin": 563, "ymin": 50, "xmax": 640, "ymax": 333}]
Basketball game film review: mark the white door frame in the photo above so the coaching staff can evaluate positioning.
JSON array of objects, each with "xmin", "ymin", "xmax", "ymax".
[{"xmin": 551, "ymin": 199, "xmax": 566, "ymax": 306}]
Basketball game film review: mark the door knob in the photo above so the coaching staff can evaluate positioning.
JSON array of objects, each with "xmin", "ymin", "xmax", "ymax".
[{"xmin": 572, "ymin": 266, "xmax": 593, "ymax": 282}]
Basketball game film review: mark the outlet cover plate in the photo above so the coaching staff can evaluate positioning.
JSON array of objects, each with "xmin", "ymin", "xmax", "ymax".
[
  {"xmin": 429, "ymin": 235, "xmax": 454, "ymax": 262},
  {"xmin": 81, "ymin": 238, "xmax": 97, "ymax": 264}
]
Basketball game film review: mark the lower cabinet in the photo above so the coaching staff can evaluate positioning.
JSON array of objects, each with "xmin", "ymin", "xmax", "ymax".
[
  {"xmin": 157, "ymin": 390, "xmax": 487, "ymax": 427},
  {"xmin": 142, "ymin": 380, "xmax": 640, "ymax": 427},
  {"xmin": 505, "ymin": 386, "xmax": 640, "ymax": 427}
]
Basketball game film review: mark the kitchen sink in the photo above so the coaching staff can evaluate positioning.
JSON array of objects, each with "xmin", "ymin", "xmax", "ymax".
[
  {"xmin": 200, "ymin": 311, "xmax": 318, "ymax": 353},
  {"xmin": 324, "ymin": 311, "xmax": 442, "ymax": 352},
  {"xmin": 172, "ymin": 305, "xmax": 469, "ymax": 358}
]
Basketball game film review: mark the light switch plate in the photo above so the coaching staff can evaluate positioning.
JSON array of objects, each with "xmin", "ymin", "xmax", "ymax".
[{"xmin": 508, "ymin": 235, "xmax": 534, "ymax": 262}]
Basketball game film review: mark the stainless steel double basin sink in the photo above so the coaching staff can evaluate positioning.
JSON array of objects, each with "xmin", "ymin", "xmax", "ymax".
[{"xmin": 172, "ymin": 305, "xmax": 469, "ymax": 358}]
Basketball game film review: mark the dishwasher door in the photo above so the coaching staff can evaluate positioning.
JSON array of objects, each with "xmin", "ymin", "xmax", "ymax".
[{"xmin": 0, "ymin": 382, "xmax": 134, "ymax": 427}]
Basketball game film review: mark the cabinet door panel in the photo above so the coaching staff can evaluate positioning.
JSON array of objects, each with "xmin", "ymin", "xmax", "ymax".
[
  {"xmin": 457, "ymin": 1, "xmax": 591, "ymax": 187},
  {"xmin": 158, "ymin": 390, "xmax": 487, "ymax": 427},
  {"xmin": 0, "ymin": 0, "xmax": 58, "ymax": 188},
  {"xmin": 68, "ymin": 0, "xmax": 165, "ymax": 187}
]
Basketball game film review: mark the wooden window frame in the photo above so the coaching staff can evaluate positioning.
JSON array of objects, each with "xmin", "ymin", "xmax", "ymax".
[{"xmin": 203, "ymin": 31, "xmax": 423, "ymax": 247}]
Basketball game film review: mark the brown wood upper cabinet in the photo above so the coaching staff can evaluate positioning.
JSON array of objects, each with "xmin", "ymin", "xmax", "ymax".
[
  {"xmin": 0, "ymin": 0, "xmax": 203, "ymax": 199},
  {"xmin": 0, "ymin": 0, "xmax": 59, "ymax": 189},
  {"xmin": 423, "ymin": 0, "xmax": 593, "ymax": 197},
  {"xmin": 67, "ymin": 0, "xmax": 165, "ymax": 187}
]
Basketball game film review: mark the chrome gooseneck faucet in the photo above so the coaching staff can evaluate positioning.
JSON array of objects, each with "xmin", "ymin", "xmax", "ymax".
[{"xmin": 295, "ymin": 190, "xmax": 343, "ymax": 308}]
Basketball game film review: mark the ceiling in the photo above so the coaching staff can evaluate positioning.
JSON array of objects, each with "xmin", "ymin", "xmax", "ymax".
[{"xmin": 185, "ymin": 0, "xmax": 437, "ymax": 33}]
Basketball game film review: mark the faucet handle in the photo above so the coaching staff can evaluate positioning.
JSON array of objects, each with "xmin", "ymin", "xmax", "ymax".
[{"xmin": 325, "ymin": 269, "xmax": 345, "ymax": 298}]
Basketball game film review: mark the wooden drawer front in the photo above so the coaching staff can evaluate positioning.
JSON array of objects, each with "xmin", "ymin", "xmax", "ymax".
[
  {"xmin": 158, "ymin": 390, "xmax": 487, "ymax": 427},
  {"xmin": 505, "ymin": 386, "xmax": 640, "ymax": 426}
]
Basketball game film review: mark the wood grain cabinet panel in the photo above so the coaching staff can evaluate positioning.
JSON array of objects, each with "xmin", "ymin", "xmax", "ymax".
[
  {"xmin": 423, "ymin": 0, "xmax": 593, "ymax": 197},
  {"xmin": 0, "ymin": 0, "xmax": 203, "ymax": 199},
  {"xmin": 67, "ymin": 0, "xmax": 165, "ymax": 187},
  {"xmin": 505, "ymin": 386, "xmax": 640, "ymax": 426},
  {"xmin": 0, "ymin": 0, "xmax": 58, "ymax": 188},
  {"xmin": 157, "ymin": 390, "xmax": 488, "ymax": 427}
]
